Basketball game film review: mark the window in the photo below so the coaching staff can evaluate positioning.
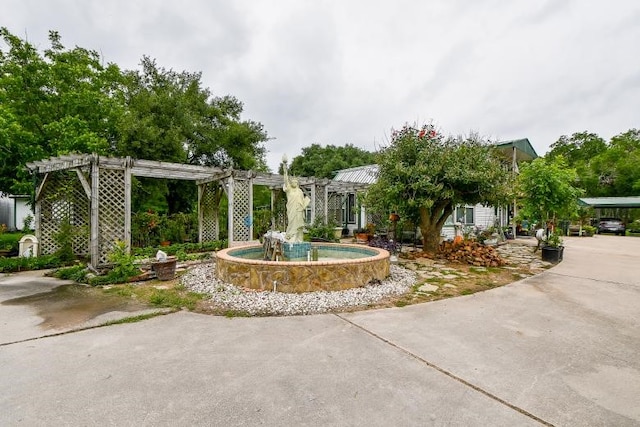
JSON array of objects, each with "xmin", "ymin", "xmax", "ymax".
[
  {"xmin": 456, "ymin": 206, "xmax": 474, "ymax": 225},
  {"xmin": 346, "ymin": 193, "xmax": 356, "ymax": 224}
]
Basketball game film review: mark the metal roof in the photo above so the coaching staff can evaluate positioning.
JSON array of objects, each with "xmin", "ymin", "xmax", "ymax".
[
  {"xmin": 332, "ymin": 164, "xmax": 379, "ymax": 184},
  {"xmin": 495, "ymin": 138, "xmax": 539, "ymax": 162},
  {"xmin": 579, "ymin": 197, "xmax": 640, "ymax": 208}
]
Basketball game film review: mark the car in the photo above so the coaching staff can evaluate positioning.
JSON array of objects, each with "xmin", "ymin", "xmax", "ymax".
[{"xmin": 597, "ymin": 218, "xmax": 626, "ymax": 235}]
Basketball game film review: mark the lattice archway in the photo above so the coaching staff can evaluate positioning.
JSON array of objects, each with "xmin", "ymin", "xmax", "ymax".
[
  {"xmin": 27, "ymin": 155, "xmax": 371, "ymax": 267},
  {"xmin": 36, "ymin": 169, "xmax": 90, "ymax": 258}
]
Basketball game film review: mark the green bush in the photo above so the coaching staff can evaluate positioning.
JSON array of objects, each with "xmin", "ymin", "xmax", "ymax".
[
  {"xmin": 53, "ymin": 265, "xmax": 89, "ymax": 282},
  {"xmin": 0, "ymin": 255, "xmax": 63, "ymax": 273},
  {"xmin": 628, "ymin": 220, "xmax": 640, "ymax": 233},
  {"xmin": 304, "ymin": 217, "xmax": 339, "ymax": 242},
  {"xmin": 131, "ymin": 241, "xmax": 226, "ymax": 258},
  {"xmin": 0, "ymin": 232, "xmax": 21, "ymax": 253}
]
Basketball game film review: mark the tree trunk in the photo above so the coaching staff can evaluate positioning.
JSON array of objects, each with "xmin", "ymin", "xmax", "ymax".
[
  {"xmin": 419, "ymin": 204, "xmax": 452, "ymax": 253},
  {"xmin": 421, "ymin": 223, "xmax": 442, "ymax": 253}
]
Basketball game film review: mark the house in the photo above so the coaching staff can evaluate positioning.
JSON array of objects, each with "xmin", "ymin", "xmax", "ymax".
[
  {"xmin": 332, "ymin": 138, "xmax": 538, "ymax": 240},
  {"xmin": 0, "ymin": 194, "xmax": 32, "ymax": 231}
]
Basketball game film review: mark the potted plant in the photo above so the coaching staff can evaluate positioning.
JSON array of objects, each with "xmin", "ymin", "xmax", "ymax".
[
  {"xmin": 541, "ymin": 232, "xmax": 564, "ymax": 263},
  {"xmin": 354, "ymin": 227, "xmax": 369, "ymax": 243}
]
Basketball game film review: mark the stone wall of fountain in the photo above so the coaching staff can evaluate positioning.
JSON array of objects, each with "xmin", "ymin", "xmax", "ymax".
[{"xmin": 216, "ymin": 243, "xmax": 390, "ymax": 293}]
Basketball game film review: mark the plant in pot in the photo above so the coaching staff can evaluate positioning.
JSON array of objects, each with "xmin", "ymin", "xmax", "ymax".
[
  {"xmin": 517, "ymin": 157, "xmax": 583, "ymax": 263},
  {"xmin": 353, "ymin": 227, "xmax": 368, "ymax": 243},
  {"xmin": 541, "ymin": 232, "xmax": 564, "ymax": 263}
]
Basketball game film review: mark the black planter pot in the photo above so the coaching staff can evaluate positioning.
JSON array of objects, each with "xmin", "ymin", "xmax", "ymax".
[{"xmin": 541, "ymin": 245, "xmax": 564, "ymax": 263}]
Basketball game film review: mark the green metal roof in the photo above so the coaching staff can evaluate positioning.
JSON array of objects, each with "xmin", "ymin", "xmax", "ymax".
[
  {"xmin": 579, "ymin": 197, "xmax": 640, "ymax": 208},
  {"xmin": 495, "ymin": 138, "xmax": 539, "ymax": 162}
]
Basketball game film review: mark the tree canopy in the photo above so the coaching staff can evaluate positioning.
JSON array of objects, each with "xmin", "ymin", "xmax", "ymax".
[
  {"xmin": 366, "ymin": 123, "xmax": 511, "ymax": 252},
  {"xmin": 547, "ymin": 129, "xmax": 640, "ymax": 197},
  {"xmin": 517, "ymin": 156, "xmax": 583, "ymax": 226},
  {"xmin": 288, "ymin": 143, "xmax": 376, "ymax": 179},
  {"xmin": 0, "ymin": 28, "xmax": 269, "ymax": 212},
  {"xmin": 0, "ymin": 28, "xmax": 124, "ymax": 194}
]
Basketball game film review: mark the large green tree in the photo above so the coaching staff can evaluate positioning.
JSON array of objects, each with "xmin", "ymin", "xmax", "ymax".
[
  {"xmin": 289, "ymin": 143, "xmax": 376, "ymax": 178},
  {"xmin": 517, "ymin": 156, "xmax": 583, "ymax": 226},
  {"xmin": 366, "ymin": 123, "xmax": 511, "ymax": 252},
  {"xmin": 547, "ymin": 129, "xmax": 640, "ymax": 198},
  {"xmin": 114, "ymin": 57, "xmax": 268, "ymax": 212},
  {"xmin": 0, "ymin": 29, "xmax": 269, "ymax": 215},
  {"xmin": 0, "ymin": 28, "xmax": 124, "ymax": 194}
]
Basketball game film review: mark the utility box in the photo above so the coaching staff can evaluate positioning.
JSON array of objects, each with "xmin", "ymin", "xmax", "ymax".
[{"xmin": 18, "ymin": 234, "xmax": 38, "ymax": 257}]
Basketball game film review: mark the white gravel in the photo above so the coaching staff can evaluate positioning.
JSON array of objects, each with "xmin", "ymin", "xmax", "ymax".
[{"xmin": 181, "ymin": 263, "xmax": 417, "ymax": 316}]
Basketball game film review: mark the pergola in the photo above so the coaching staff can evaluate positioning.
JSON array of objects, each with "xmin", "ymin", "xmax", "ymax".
[{"xmin": 26, "ymin": 154, "xmax": 369, "ymax": 267}]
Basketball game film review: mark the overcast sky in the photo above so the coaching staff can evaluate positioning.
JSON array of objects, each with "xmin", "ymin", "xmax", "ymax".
[{"xmin": 3, "ymin": 0, "xmax": 640, "ymax": 171}]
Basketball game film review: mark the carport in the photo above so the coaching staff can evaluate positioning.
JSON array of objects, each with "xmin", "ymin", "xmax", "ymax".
[{"xmin": 578, "ymin": 196, "xmax": 640, "ymax": 216}]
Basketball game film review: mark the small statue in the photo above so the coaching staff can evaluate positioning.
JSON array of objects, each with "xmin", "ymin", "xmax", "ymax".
[{"xmin": 282, "ymin": 155, "xmax": 310, "ymax": 243}]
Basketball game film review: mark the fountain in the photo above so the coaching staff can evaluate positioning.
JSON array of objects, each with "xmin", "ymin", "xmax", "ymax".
[
  {"xmin": 215, "ymin": 155, "xmax": 390, "ymax": 293},
  {"xmin": 216, "ymin": 243, "xmax": 390, "ymax": 293}
]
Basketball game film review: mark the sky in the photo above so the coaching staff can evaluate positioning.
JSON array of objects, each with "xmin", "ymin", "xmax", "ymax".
[{"xmin": 2, "ymin": 0, "xmax": 640, "ymax": 172}]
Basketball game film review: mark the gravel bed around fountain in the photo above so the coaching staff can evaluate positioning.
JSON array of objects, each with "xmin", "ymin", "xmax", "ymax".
[{"xmin": 181, "ymin": 263, "xmax": 416, "ymax": 316}]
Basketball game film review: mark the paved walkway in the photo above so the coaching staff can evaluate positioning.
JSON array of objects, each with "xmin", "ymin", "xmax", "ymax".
[{"xmin": 1, "ymin": 235, "xmax": 639, "ymax": 426}]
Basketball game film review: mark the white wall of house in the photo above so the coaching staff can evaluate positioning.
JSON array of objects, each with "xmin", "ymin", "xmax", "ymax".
[
  {"xmin": 0, "ymin": 195, "xmax": 31, "ymax": 231},
  {"xmin": 0, "ymin": 197, "xmax": 11, "ymax": 229},
  {"xmin": 441, "ymin": 204, "xmax": 498, "ymax": 240},
  {"xmin": 14, "ymin": 198, "xmax": 31, "ymax": 230}
]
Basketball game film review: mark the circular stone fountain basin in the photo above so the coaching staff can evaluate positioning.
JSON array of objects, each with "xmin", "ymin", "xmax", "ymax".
[{"xmin": 216, "ymin": 243, "xmax": 390, "ymax": 293}]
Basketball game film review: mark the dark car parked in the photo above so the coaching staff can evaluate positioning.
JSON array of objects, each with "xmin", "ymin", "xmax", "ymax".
[{"xmin": 598, "ymin": 218, "xmax": 626, "ymax": 235}]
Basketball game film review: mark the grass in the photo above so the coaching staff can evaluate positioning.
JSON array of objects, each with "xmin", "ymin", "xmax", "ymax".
[
  {"xmin": 103, "ymin": 283, "xmax": 205, "ymax": 311},
  {"xmin": 223, "ymin": 310, "xmax": 251, "ymax": 318},
  {"xmin": 102, "ymin": 312, "xmax": 170, "ymax": 325}
]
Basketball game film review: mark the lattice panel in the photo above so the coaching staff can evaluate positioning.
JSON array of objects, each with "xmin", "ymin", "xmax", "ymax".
[
  {"xmin": 38, "ymin": 170, "xmax": 90, "ymax": 256},
  {"xmin": 327, "ymin": 193, "xmax": 342, "ymax": 224},
  {"xmin": 71, "ymin": 170, "xmax": 90, "ymax": 256},
  {"xmin": 200, "ymin": 183, "xmax": 219, "ymax": 242},
  {"xmin": 273, "ymin": 190, "xmax": 286, "ymax": 231},
  {"xmin": 314, "ymin": 185, "xmax": 326, "ymax": 220},
  {"xmin": 232, "ymin": 178, "xmax": 251, "ymax": 241},
  {"xmin": 98, "ymin": 168, "xmax": 126, "ymax": 265}
]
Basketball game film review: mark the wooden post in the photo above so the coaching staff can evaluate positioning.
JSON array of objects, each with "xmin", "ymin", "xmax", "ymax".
[
  {"xmin": 197, "ymin": 183, "xmax": 204, "ymax": 243},
  {"xmin": 90, "ymin": 155, "xmax": 100, "ymax": 268},
  {"xmin": 512, "ymin": 146, "xmax": 518, "ymax": 238},
  {"xmin": 248, "ymin": 173, "xmax": 254, "ymax": 241},
  {"xmin": 124, "ymin": 156, "xmax": 132, "ymax": 253},
  {"xmin": 227, "ymin": 175, "xmax": 234, "ymax": 245},
  {"xmin": 310, "ymin": 183, "xmax": 316, "ymax": 225}
]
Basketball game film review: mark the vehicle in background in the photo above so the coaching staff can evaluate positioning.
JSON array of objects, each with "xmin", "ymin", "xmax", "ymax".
[{"xmin": 597, "ymin": 218, "xmax": 625, "ymax": 235}]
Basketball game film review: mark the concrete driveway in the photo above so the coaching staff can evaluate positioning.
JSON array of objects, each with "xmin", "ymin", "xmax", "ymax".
[{"xmin": 1, "ymin": 235, "xmax": 639, "ymax": 426}]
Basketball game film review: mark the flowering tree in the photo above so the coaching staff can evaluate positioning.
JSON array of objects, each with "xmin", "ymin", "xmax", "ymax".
[{"xmin": 366, "ymin": 123, "xmax": 511, "ymax": 253}]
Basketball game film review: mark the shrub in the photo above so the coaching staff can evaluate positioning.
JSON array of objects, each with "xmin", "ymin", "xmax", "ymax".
[
  {"xmin": 0, "ymin": 232, "xmax": 21, "ymax": 253},
  {"xmin": 0, "ymin": 255, "xmax": 62, "ymax": 273},
  {"xmin": 53, "ymin": 265, "xmax": 89, "ymax": 282},
  {"xmin": 305, "ymin": 217, "xmax": 339, "ymax": 242},
  {"xmin": 368, "ymin": 236, "xmax": 401, "ymax": 253}
]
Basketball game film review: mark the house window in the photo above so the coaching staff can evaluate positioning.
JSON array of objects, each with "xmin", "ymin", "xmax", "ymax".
[
  {"xmin": 346, "ymin": 193, "xmax": 356, "ymax": 224},
  {"xmin": 456, "ymin": 206, "xmax": 474, "ymax": 225}
]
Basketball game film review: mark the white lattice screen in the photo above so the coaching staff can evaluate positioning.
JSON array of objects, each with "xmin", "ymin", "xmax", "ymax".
[
  {"xmin": 273, "ymin": 190, "xmax": 286, "ymax": 231},
  {"xmin": 38, "ymin": 170, "xmax": 90, "ymax": 257},
  {"xmin": 97, "ymin": 168, "xmax": 126, "ymax": 265},
  {"xmin": 314, "ymin": 185, "xmax": 326, "ymax": 221},
  {"xmin": 232, "ymin": 178, "xmax": 251, "ymax": 241},
  {"xmin": 200, "ymin": 182, "xmax": 219, "ymax": 242},
  {"xmin": 327, "ymin": 193, "xmax": 342, "ymax": 224}
]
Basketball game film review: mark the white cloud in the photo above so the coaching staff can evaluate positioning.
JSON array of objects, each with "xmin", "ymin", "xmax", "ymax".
[{"xmin": 3, "ymin": 0, "xmax": 639, "ymax": 171}]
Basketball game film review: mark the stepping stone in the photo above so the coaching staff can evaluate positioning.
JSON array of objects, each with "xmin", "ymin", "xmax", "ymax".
[{"xmin": 418, "ymin": 283, "xmax": 439, "ymax": 293}]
